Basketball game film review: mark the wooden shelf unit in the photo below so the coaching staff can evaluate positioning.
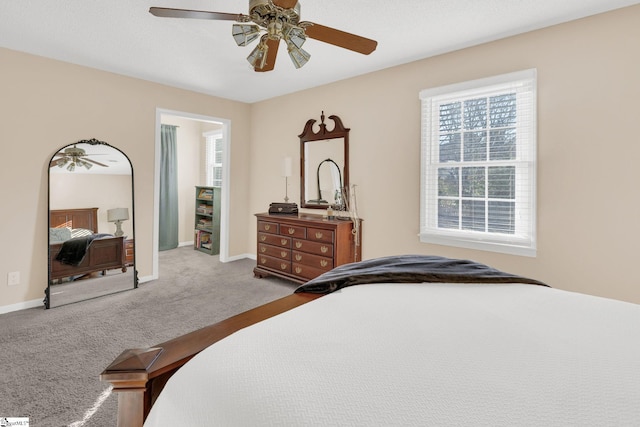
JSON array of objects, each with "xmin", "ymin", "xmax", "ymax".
[{"xmin": 194, "ymin": 186, "xmax": 221, "ymax": 255}]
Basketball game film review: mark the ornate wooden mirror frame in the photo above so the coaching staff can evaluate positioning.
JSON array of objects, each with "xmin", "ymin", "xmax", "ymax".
[{"xmin": 299, "ymin": 112, "xmax": 350, "ymax": 210}]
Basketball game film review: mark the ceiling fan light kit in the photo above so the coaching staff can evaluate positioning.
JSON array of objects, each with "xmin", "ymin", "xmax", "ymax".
[
  {"xmin": 287, "ymin": 43, "xmax": 310, "ymax": 69},
  {"xmin": 150, "ymin": 0, "xmax": 377, "ymax": 72},
  {"xmin": 232, "ymin": 24, "xmax": 261, "ymax": 47},
  {"xmin": 50, "ymin": 139, "xmax": 111, "ymax": 172},
  {"xmin": 54, "ymin": 146, "xmax": 94, "ymax": 171},
  {"xmin": 247, "ymin": 37, "xmax": 270, "ymax": 69}
]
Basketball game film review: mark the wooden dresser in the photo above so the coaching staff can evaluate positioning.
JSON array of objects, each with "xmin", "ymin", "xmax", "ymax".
[
  {"xmin": 254, "ymin": 213, "xmax": 361, "ymax": 284},
  {"xmin": 124, "ymin": 239, "xmax": 134, "ymax": 267}
]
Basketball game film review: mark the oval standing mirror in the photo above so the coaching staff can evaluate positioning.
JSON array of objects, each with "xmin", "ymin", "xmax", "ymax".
[
  {"xmin": 300, "ymin": 112, "xmax": 349, "ymax": 210},
  {"xmin": 46, "ymin": 139, "xmax": 136, "ymax": 308}
]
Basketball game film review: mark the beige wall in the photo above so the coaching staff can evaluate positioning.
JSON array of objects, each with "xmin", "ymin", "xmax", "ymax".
[
  {"xmin": 2, "ymin": 5, "xmax": 639, "ymax": 310},
  {"xmin": 249, "ymin": 5, "xmax": 640, "ymax": 304},
  {"xmin": 49, "ymin": 173, "xmax": 133, "ymax": 237},
  {"xmin": 0, "ymin": 47, "xmax": 251, "ymax": 309}
]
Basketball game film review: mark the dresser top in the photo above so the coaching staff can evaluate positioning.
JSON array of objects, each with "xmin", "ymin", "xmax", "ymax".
[{"xmin": 256, "ymin": 212, "xmax": 355, "ymax": 226}]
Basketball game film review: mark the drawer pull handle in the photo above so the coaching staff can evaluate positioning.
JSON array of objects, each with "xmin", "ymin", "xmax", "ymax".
[
  {"xmin": 260, "ymin": 236, "xmax": 266, "ymax": 241},
  {"xmin": 295, "ymin": 267, "xmax": 302, "ymax": 274},
  {"xmin": 288, "ymin": 227, "xmax": 295, "ymax": 235},
  {"xmin": 321, "ymin": 246, "xmax": 328, "ymax": 253},
  {"xmin": 281, "ymin": 251, "xmax": 287, "ymax": 258},
  {"xmin": 265, "ymin": 225, "xmax": 271, "ymax": 231},
  {"xmin": 295, "ymin": 254, "xmax": 302, "ymax": 261},
  {"xmin": 260, "ymin": 247, "xmax": 266, "ymax": 253},
  {"xmin": 320, "ymin": 260, "xmax": 328, "ymax": 267},
  {"xmin": 295, "ymin": 242, "xmax": 302, "ymax": 248},
  {"xmin": 315, "ymin": 232, "xmax": 323, "ymax": 239},
  {"xmin": 281, "ymin": 239, "xmax": 288, "ymax": 246},
  {"xmin": 280, "ymin": 263, "xmax": 287, "ymax": 270},
  {"xmin": 260, "ymin": 258, "xmax": 267, "ymax": 264}
]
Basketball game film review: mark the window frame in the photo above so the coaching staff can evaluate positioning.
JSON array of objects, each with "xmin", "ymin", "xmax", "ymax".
[
  {"xmin": 419, "ymin": 69, "xmax": 537, "ymax": 257},
  {"xmin": 204, "ymin": 130, "xmax": 224, "ymax": 188}
]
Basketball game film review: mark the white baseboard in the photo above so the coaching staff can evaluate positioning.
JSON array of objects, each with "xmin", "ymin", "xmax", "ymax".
[
  {"xmin": 0, "ymin": 298, "xmax": 44, "ymax": 315},
  {"xmin": 225, "ymin": 253, "xmax": 254, "ymax": 262},
  {"xmin": 137, "ymin": 274, "xmax": 155, "ymax": 284},
  {"xmin": 178, "ymin": 241, "xmax": 193, "ymax": 247}
]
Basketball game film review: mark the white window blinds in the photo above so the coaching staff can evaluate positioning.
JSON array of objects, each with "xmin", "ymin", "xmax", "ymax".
[
  {"xmin": 419, "ymin": 69, "xmax": 537, "ymax": 256},
  {"xmin": 205, "ymin": 132, "xmax": 223, "ymax": 188}
]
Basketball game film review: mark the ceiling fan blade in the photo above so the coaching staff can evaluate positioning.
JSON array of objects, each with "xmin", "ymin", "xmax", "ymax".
[
  {"xmin": 149, "ymin": 7, "xmax": 244, "ymax": 21},
  {"xmin": 83, "ymin": 158, "xmax": 109, "ymax": 167},
  {"xmin": 50, "ymin": 155, "xmax": 67, "ymax": 167},
  {"xmin": 272, "ymin": 0, "xmax": 299, "ymax": 9},
  {"xmin": 256, "ymin": 38, "xmax": 280, "ymax": 72},
  {"xmin": 302, "ymin": 22, "xmax": 377, "ymax": 55}
]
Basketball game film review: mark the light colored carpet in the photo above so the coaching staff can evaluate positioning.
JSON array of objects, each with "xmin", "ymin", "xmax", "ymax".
[{"xmin": 0, "ymin": 247, "xmax": 295, "ymax": 426}]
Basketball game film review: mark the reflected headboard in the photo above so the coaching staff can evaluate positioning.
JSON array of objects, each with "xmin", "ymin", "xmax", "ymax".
[{"xmin": 50, "ymin": 208, "xmax": 99, "ymax": 233}]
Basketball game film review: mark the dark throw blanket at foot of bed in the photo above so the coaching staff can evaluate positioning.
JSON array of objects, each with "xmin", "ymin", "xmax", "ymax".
[
  {"xmin": 54, "ymin": 234, "xmax": 113, "ymax": 266},
  {"xmin": 295, "ymin": 255, "xmax": 548, "ymax": 294}
]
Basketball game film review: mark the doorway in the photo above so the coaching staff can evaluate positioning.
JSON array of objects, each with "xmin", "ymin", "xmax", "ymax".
[{"xmin": 152, "ymin": 109, "xmax": 231, "ymax": 280}]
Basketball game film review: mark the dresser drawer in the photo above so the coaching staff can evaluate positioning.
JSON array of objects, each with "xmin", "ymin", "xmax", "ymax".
[
  {"xmin": 258, "ymin": 232, "xmax": 291, "ymax": 248},
  {"xmin": 292, "ymin": 251, "xmax": 333, "ymax": 270},
  {"xmin": 292, "ymin": 263, "xmax": 331, "ymax": 281},
  {"xmin": 124, "ymin": 239, "xmax": 134, "ymax": 266},
  {"xmin": 258, "ymin": 243, "xmax": 290, "ymax": 260},
  {"xmin": 258, "ymin": 221, "xmax": 279, "ymax": 234},
  {"xmin": 307, "ymin": 227, "xmax": 334, "ymax": 243},
  {"xmin": 293, "ymin": 239, "xmax": 333, "ymax": 257},
  {"xmin": 257, "ymin": 254, "xmax": 291, "ymax": 273},
  {"xmin": 279, "ymin": 224, "xmax": 306, "ymax": 239}
]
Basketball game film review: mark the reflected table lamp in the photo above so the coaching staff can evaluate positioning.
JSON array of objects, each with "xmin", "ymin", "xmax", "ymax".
[{"xmin": 107, "ymin": 208, "xmax": 129, "ymax": 237}]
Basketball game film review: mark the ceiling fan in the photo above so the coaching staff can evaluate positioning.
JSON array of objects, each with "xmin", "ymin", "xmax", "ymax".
[
  {"xmin": 149, "ymin": 0, "xmax": 378, "ymax": 72},
  {"xmin": 50, "ymin": 145, "xmax": 108, "ymax": 171}
]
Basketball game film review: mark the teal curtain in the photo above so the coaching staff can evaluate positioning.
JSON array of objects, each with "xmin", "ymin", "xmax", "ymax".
[{"xmin": 159, "ymin": 124, "xmax": 179, "ymax": 251}]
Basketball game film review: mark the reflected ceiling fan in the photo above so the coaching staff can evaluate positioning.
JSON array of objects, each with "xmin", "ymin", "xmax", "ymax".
[
  {"xmin": 50, "ymin": 145, "xmax": 108, "ymax": 171},
  {"xmin": 149, "ymin": 0, "xmax": 378, "ymax": 72}
]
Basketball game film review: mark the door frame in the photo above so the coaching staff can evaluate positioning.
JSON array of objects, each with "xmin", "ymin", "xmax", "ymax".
[{"xmin": 152, "ymin": 108, "xmax": 231, "ymax": 279}]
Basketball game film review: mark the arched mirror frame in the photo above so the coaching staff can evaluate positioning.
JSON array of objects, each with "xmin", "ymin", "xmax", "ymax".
[
  {"xmin": 299, "ymin": 112, "xmax": 350, "ymax": 209},
  {"xmin": 46, "ymin": 138, "xmax": 137, "ymax": 309}
]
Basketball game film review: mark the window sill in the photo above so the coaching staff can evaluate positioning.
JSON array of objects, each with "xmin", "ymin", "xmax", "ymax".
[{"xmin": 419, "ymin": 233, "xmax": 536, "ymax": 257}]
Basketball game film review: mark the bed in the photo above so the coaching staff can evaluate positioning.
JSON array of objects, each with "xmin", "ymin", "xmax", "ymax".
[
  {"xmin": 49, "ymin": 207, "xmax": 126, "ymax": 282},
  {"xmin": 101, "ymin": 255, "xmax": 640, "ymax": 426}
]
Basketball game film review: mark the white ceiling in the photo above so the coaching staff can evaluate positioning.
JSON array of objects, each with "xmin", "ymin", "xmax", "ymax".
[{"xmin": 2, "ymin": 0, "xmax": 638, "ymax": 103}]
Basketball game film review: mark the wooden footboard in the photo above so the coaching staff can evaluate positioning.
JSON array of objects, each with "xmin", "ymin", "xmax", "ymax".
[
  {"xmin": 49, "ymin": 236, "xmax": 125, "ymax": 281},
  {"xmin": 101, "ymin": 292, "xmax": 321, "ymax": 427}
]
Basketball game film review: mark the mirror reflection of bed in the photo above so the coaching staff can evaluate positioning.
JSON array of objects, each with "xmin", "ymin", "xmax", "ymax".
[{"xmin": 47, "ymin": 140, "xmax": 136, "ymax": 308}]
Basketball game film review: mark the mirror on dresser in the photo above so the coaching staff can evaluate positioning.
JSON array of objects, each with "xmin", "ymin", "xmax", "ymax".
[
  {"xmin": 299, "ymin": 112, "xmax": 349, "ymax": 210},
  {"xmin": 46, "ymin": 139, "xmax": 136, "ymax": 308}
]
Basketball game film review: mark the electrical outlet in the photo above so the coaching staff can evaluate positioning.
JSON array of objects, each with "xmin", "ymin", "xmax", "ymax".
[{"xmin": 8, "ymin": 271, "xmax": 20, "ymax": 286}]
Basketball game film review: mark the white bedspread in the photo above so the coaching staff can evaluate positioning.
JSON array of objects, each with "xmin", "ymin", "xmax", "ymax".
[{"xmin": 144, "ymin": 283, "xmax": 640, "ymax": 426}]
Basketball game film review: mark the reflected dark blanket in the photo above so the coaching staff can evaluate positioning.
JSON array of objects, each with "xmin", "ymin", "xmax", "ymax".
[
  {"xmin": 295, "ymin": 255, "xmax": 548, "ymax": 294},
  {"xmin": 54, "ymin": 234, "xmax": 112, "ymax": 266}
]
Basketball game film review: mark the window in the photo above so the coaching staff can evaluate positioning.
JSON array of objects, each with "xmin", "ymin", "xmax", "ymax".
[
  {"xmin": 419, "ymin": 69, "xmax": 537, "ymax": 256},
  {"xmin": 204, "ymin": 131, "xmax": 223, "ymax": 188}
]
